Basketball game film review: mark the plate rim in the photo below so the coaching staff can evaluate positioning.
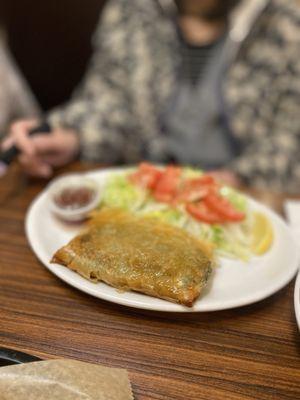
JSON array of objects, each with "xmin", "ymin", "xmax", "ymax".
[
  {"xmin": 294, "ymin": 270, "xmax": 300, "ymax": 330},
  {"xmin": 25, "ymin": 167, "xmax": 300, "ymax": 312}
]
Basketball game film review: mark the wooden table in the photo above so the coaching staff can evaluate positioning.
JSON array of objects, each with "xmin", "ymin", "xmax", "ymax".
[{"xmin": 0, "ymin": 163, "xmax": 299, "ymax": 400}]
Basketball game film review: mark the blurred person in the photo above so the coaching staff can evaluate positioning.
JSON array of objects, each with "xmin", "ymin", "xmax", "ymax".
[
  {"xmin": 0, "ymin": 28, "xmax": 40, "ymax": 136},
  {"xmin": 2, "ymin": 0, "xmax": 300, "ymax": 192}
]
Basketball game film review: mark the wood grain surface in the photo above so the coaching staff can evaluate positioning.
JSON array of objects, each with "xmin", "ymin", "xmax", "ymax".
[{"xmin": 0, "ymin": 163, "xmax": 299, "ymax": 400}]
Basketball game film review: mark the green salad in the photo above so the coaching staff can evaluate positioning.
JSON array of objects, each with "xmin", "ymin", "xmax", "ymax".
[{"xmin": 99, "ymin": 165, "xmax": 256, "ymax": 261}]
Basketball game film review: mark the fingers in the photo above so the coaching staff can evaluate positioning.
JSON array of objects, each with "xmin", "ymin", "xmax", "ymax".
[
  {"xmin": 1, "ymin": 136, "xmax": 14, "ymax": 151},
  {"xmin": 16, "ymin": 134, "xmax": 59, "ymax": 175},
  {"xmin": 30, "ymin": 134, "xmax": 63, "ymax": 154},
  {"xmin": 38, "ymin": 152, "xmax": 74, "ymax": 167},
  {"xmin": 1, "ymin": 119, "xmax": 39, "ymax": 156},
  {"xmin": 18, "ymin": 153, "xmax": 53, "ymax": 178},
  {"xmin": 31, "ymin": 130, "xmax": 80, "ymax": 166},
  {"xmin": 2, "ymin": 123, "xmax": 79, "ymax": 177}
]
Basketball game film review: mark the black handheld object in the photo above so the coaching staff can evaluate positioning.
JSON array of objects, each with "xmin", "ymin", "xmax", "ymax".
[
  {"xmin": 0, "ymin": 347, "xmax": 41, "ymax": 367},
  {"xmin": 0, "ymin": 121, "xmax": 52, "ymax": 166}
]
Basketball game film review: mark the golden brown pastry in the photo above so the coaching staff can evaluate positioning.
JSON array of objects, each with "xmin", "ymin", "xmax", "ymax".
[{"xmin": 52, "ymin": 209, "xmax": 212, "ymax": 307}]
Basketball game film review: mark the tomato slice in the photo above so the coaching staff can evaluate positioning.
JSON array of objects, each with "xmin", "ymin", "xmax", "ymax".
[
  {"xmin": 153, "ymin": 165, "xmax": 182, "ymax": 203},
  {"xmin": 176, "ymin": 175, "xmax": 217, "ymax": 203},
  {"xmin": 186, "ymin": 202, "xmax": 225, "ymax": 224},
  {"xmin": 177, "ymin": 186, "xmax": 209, "ymax": 203},
  {"xmin": 129, "ymin": 162, "xmax": 162, "ymax": 190},
  {"xmin": 194, "ymin": 175, "xmax": 216, "ymax": 185},
  {"xmin": 204, "ymin": 193, "xmax": 245, "ymax": 222}
]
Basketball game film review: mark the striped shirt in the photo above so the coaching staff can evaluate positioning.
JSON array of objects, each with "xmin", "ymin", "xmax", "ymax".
[{"xmin": 181, "ymin": 39, "xmax": 220, "ymax": 85}]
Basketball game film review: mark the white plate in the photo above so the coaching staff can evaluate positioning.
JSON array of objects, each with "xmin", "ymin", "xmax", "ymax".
[
  {"xmin": 25, "ymin": 168, "xmax": 300, "ymax": 312},
  {"xmin": 294, "ymin": 271, "xmax": 300, "ymax": 329}
]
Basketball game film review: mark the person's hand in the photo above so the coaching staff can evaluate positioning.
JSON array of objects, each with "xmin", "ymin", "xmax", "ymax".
[
  {"xmin": 1, "ymin": 119, "xmax": 80, "ymax": 178},
  {"xmin": 209, "ymin": 169, "xmax": 241, "ymax": 188}
]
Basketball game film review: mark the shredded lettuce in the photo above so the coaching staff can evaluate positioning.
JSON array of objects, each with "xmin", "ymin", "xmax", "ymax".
[
  {"xmin": 101, "ymin": 175, "xmax": 146, "ymax": 212},
  {"xmin": 213, "ymin": 221, "xmax": 252, "ymax": 261},
  {"xmin": 211, "ymin": 225, "xmax": 224, "ymax": 245},
  {"xmin": 142, "ymin": 208, "xmax": 185, "ymax": 227},
  {"xmin": 220, "ymin": 186, "xmax": 247, "ymax": 212},
  {"xmin": 182, "ymin": 167, "xmax": 203, "ymax": 179},
  {"xmin": 100, "ymin": 169, "xmax": 253, "ymax": 261}
]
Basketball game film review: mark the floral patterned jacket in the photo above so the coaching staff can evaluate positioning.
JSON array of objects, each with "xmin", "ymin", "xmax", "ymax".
[{"xmin": 49, "ymin": 0, "xmax": 300, "ymax": 193}]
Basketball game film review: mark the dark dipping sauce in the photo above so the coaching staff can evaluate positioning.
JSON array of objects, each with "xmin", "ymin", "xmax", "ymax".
[{"xmin": 54, "ymin": 186, "xmax": 96, "ymax": 210}]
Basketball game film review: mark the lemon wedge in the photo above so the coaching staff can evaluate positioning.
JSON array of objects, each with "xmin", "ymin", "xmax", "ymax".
[{"xmin": 251, "ymin": 212, "xmax": 274, "ymax": 255}]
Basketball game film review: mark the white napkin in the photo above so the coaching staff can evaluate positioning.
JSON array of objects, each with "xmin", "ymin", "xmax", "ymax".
[
  {"xmin": 284, "ymin": 200, "xmax": 300, "ymax": 243},
  {"xmin": 285, "ymin": 201, "xmax": 300, "ymax": 331}
]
